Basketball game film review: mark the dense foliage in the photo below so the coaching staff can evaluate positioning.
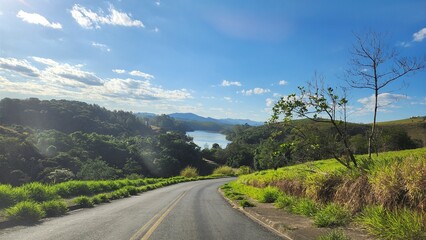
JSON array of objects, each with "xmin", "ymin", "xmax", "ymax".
[{"xmin": 0, "ymin": 98, "xmax": 213, "ymax": 185}]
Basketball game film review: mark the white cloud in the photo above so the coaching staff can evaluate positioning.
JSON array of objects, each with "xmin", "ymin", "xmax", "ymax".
[
  {"xmin": 70, "ymin": 4, "xmax": 144, "ymax": 29},
  {"xmin": 266, "ymin": 98, "xmax": 275, "ymax": 107},
  {"xmin": 155, "ymin": 1, "xmax": 161, "ymax": 6},
  {"xmin": 92, "ymin": 42, "xmax": 111, "ymax": 52},
  {"xmin": 241, "ymin": 88, "xmax": 271, "ymax": 96},
  {"xmin": 154, "ymin": 27, "xmax": 159, "ymax": 33},
  {"xmin": 0, "ymin": 11, "xmax": 3, "ymax": 16},
  {"xmin": 112, "ymin": 69, "xmax": 126, "ymax": 74},
  {"xmin": 221, "ymin": 80, "xmax": 241, "ymax": 87},
  {"xmin": 398, "ymin": 41, "xmax": 411, "ymax": 48},
  {"xmin": 0, "ymin": 56, "xmax": 192, "ymax": 104},
  {"xmin": 278, "ymin": 80, "xmax": 288, "ymax": 86},
  {"xmin": 0, "ymin": 57, "xmax": 40, "ymax": 77},
  {"xmin": 224, "ymin": 97, "xmax": 233, "ymax": 102},
  {"xmin": 16, "ymin": 10, "xmax": 62, "ymax": 29},
  {"xmin": 31, "ymin": 56, "xmax": 59, "ymax": 66},
  {"xmin": 129, "ymin": 70, "xmax": 154, "ymax": 80},
  {"xmin": 413, "ymin": 27, "xmax": 426, "ymax": 42},
  {"xmin": 354, "ymin": 93, "xmax": 409, "ymax": 116}
]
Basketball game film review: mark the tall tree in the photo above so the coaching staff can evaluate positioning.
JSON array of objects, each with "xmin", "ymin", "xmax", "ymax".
[{"xmin": 346, "ymin": 31, "xmax": 425, "ymax": 158}]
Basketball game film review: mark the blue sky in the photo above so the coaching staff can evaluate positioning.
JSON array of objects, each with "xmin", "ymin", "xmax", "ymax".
[{"xmin": 0, "ymin": 0, "xmax": 425, "ymax": 123}]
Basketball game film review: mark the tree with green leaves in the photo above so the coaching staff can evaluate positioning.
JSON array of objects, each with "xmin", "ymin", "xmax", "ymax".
[{"xmin": 271, "ymin": 75, "xmax": 357, "ymax": 169}]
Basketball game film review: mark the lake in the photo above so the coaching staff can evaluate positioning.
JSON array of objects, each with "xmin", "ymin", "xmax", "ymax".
[{"xmin": 186, "ymin": 130, "xmax": 231, "ymax": 149}]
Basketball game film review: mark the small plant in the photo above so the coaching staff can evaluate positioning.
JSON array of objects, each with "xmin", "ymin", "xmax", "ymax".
[
  {"xmin": 124, "ymin": 186, "xmax": 138, "ymax": 195},
  {"xmin": 213, "ymin": 166, "xmax": 235, "ymax": 176},
  {"xmin": 239, "ymin": 200, "xmax": 255, "ymax": 208},
  {"xmin": 6, "ymin": 201, "xmax": 45, "ymax": 222},
  {"xmin": 40, "ymin": 200, "xmax": 67, "ymax": 217},
  {"xmin": 357, "ymin": 206, "xmax": 425, "ymax": 240},
  {"xmin": 291, "ymin": 198, "xmax": 319, "ymax": 217},
  {"xmin": 259, "ymin": 187, "xmax": 282, "ymax": 203},
  {"xmin": 237, "ymin": 166, "xmax": 252, "ymax": 175},
  {"xmin": 20, "ymin": 182, "xmax": 57, "ymax": 202},
  {"xmin": 314, "ymin": 204, "xmax": 351, "ymax": 227},
  {"xmin": 90, "ymin": 195, "xmax": 102, "ymax": 204},
  {"xmin": 275, "ymin": 194, "xmax": 295, "ymax": 210},
  {"xmin": 73, "ymin": 196, "xmax": 94, "ymax": 208},
  {"xmin": 0, "ymin": 185, "xmax": 26, "ymax": 209},
  {"xmin": 316, "ymin": 230, "xmax": 351, "ymax": 240},
  {"xmin": 180, "ymin": 166, "xmax": 199, "ymax": 178}
]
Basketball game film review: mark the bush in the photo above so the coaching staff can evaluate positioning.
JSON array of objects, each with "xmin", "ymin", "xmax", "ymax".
[
  {"xmin": 292, "ymin": 198, "xmax": 319, "ymax": 217},
  {"xmin": 357, "ymin": 206, "xmax": 425, "ymax": 240},
  {"xmin": 314, "ymin": 204, "xmax": 351, "ymax": 227},
  {"xmin": 0, "ymin": 185, "xmax": 26, "ymax": 209},
  {"xmin": 73, "ymin": 196, "xmax": 94, "ymax": 208},
  {"xmin": 316, "ymin": 230, "xmax": 351, "ymax": 240},
  {"xmin": 20, "ymin": 182, "xmax": 57, "ymax": 202},
  {"xmin": 237, "ymin": 166, "xmax": 253, "ymax": 175},
  {"xmin": 180, "ymin": 166, "xmax": 199, "ymax": 178},
  {"xmin": 259, "ymin": 187, "xmax": 282, "ymax": 203},
  {"xmin": 6, "ymin": 201, "xmax": 45, "ymax": 222},
  {"xmin": 124, "ymin": 186, "xmax": 138, "ymax": 195},
  {"xmin": 213, "ymin": 166, "xmax": 235, "ymax": 176},
  {"xmin": 94, "ymin": 193, "xmax": 110, "ymax": 203},
  {"xmin": 40, "ymin": 200, "xmax": 67, "ymax": 217},
  {"xmin": 275, "ymin": 194, "xmax": 296, "ymax": 210},
  {"xmin": 90, "ymin": 195, "xmax": 102, "ymax": 204}
]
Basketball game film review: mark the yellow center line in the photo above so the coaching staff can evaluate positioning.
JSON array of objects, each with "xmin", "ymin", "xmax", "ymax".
[{"xmin": 129, "ymin": 191, "xmax": 187, "ymax": 240}]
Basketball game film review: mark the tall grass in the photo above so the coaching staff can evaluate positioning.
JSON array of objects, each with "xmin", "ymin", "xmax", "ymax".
[
  {"xmin": 0, "ymin": 185, "xmax": 26, "ymax": 209},
  {"xmin": 180, "ymin": 166, "xmax": 199, "ymax": 178},
  {"xmin": 6, "ymin": 201, "xmax": 45, "ymax": 222},
  {"xmin": 357, "ymin": 206, "xmax": 425, "ymax": 240}
]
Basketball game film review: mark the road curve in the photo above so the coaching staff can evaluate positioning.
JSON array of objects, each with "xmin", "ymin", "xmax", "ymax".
[{"xmin": 0, "ymin": 178, "xmax": 281, "ymax": 240}]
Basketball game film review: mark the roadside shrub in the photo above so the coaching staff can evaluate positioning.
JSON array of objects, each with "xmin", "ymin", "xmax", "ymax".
[
  {"xmin": 259, "ymin": 187, "xmax": 282, "ymax": 203},
  {"xmin": 399, "ymin": 156, "xmax": 426, "ymax": 210},
  {"xmin": 275, "ymin": 194, "xmax": 296, "ymax": 210},
  {"xmin": 213, "ymin": 166, "xmax": 235, "ymax": 176},
  {"xmin": 94, "ymin": 193, "xmax": 110, "ymax": 203},
  {"xmin": 6, "ymin": 201, "xmax": 45, "ymax": 222},
  {"xmin": 291, "ymin": 198, "xmax": 319, "ymax": 217},
  {"xmin": 314, "ymin": 204, "xmax": 351, "ymax": 227},
  {"xmin": 357, "ymin": 206, "xmax": 425, "ymax": 240},
  {"xmin": 90, "ymin": 195, "xmax": 102, "ymax": 204},
  {"xmin": 40, "ymin": 200, "xmax": 67, "ymax": 217},
  {"xmin": 370, "ymin": 163, "xmax": 405, "ymax": 209},
  {"xmin": 20, "ymin": 182, "xmax": 57, "ymax": 202},
  {"xmin": 316, "ymin": 230, "xmax": 351, "ymax": 240},
  {"xmin": 305, "ymin": 172, "xmax": 343, "ymax": 203},
  {"xmin": 124, "ymin": 186, "xmax": 138, "ymax": 195},
  {"xmin": 0, "ymin": 185, "xmax": 26, "ymax": 209},
  {"xmin": 180, "ymin": 166, "xmax": 199, "ymax": 178},
  {"xmin": 239, "ymin": 199, "xmax": 255, "ymax": 208},
  {"xmin": 237, "ymin": 166, "xmax": 253, "ymax": 175},
  {"xmin": 73, "ymin": 196, "xmax": 94, "ymax": 208}
]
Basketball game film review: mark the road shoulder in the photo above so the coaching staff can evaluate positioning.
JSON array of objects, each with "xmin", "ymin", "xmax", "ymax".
[{"xmin": 218, "ymin": 188, "xmax": 373, "ymax": 240}]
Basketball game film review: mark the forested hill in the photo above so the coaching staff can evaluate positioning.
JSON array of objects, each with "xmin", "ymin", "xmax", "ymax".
[{"xmin": 0, "ymin": 98, "xmax": 152, "ymax": 136}]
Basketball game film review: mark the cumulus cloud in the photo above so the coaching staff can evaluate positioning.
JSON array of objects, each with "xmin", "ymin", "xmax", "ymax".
[
  {"xmin": 241, "ymin": 88, "xmax": 271, "ymax": 96},
  {"xmin": 0, "ymin": 57, "xmax": 40, "ymax": 77},
  {"xmin": 413, "ymin": 27, "xmax": 426, "ymax": 42},
  {"xmin": 353, "ymin": 93, "xmax": 409, "ymax": 116},
  {"xmin": 92, "ymin": 42, "xmax": 111, "ymax": 52},
  {"xmin": 129, "ymin": 70, "xmax": 154, "ymax": 80},
  {"xmin": 112, "ymin": 69, "xmax": 126, "ymax": 74},
  {"xmin": 16, "ymin": 10, "xmax": 62, "ymax": 29},
  {"xmin": 221, "ymin": 80, "xmax": 241, "ymax": 87},
  {"xmin": 70, "ymin": 4, "xmax": 144, "ymax": 29},
  {"xmin": 278, "ymin": 80, "xmax": 288, "ymax": 86},
  {"xmin": 0, "ymin": 56, "xmax": 192, "ymax": 104}
]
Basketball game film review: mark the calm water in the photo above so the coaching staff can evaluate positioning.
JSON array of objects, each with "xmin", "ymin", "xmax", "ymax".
[{"xmin": 187, "ymin": 130, "xmax": 231, "ymax": 149}]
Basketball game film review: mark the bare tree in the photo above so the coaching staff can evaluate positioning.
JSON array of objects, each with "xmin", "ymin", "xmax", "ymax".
[{"xmin": 346, "ymin": 31, "xmax": 425, "ymax": 159}]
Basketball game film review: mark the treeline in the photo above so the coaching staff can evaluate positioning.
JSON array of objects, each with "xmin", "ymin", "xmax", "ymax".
[
  {"xmin": 0, "ymin": 98, "xmax": 213, "ymax": 186},
  {"xmin": 202, "ymin": 119, "xmax": 424, "ymax": 170},
  {"xmin": 0, "ymin": 98, "xmax": 152, "ymax": 136}
]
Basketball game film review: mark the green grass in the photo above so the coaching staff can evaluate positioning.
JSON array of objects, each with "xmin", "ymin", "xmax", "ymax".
[
  {"xmin": 180, "ymin": 166, "xmax": 199, "ymax": 178},
  {"xmin": 6, "ymin": 201, "xmax": 45, "ymax": 222},
  {"xmin": 39, "ymin": 200, "xmax": 67, "ymax": 217},
  {"xmin": 239, "ymin": 199, "xmax": 256, "ymax": 208},
  {"xmin": 357, "ymin": 206, "xmax": 425, "ymax": 240},
  {"xmin": 73, "ymin": 196, "xmax": 94, "ymax": 208},
  {"xmin": 314, "ymin": 204, "xmax": 351, "ymax": 227},
  {"xmin": 231, "ymin": 148, "xmax": 426, "ymax": 239},
  {"xmin": 213, "ymin": 166, "xmax": 236, "ymax": 176}
]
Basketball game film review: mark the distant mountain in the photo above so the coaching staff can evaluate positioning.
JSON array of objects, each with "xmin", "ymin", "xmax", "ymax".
[{"xmin": 137, "ymin": 112, "xmax": 263, "ymax": 126}]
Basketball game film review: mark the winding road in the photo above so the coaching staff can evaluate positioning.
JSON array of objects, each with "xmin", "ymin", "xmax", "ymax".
[{"xmin": 0, "ymin": 178, "xmax": 281, "ymax": 240}]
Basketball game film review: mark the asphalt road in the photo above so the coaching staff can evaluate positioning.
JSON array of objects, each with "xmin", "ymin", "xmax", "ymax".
[{"xmin": 0, "ymin": 178, "xmax": 281, "ymax": 240}]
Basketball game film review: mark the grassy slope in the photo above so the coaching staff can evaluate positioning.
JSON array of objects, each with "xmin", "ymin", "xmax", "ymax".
[{"xmin": 233, "ymin": 148, "xmax": 426, "ymax": 239}]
